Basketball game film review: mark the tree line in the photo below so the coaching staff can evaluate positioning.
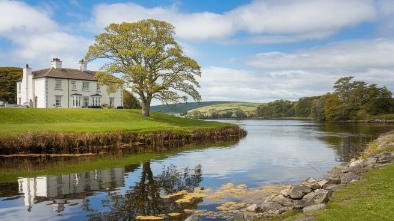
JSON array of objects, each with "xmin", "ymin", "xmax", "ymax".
[
  {"xmin": 0, "ymin": 67, "xmax": 22, "ymax": 104},
  {"xmin": 256, "ymin": 76, "xmax": 394, "ymax": 121}
]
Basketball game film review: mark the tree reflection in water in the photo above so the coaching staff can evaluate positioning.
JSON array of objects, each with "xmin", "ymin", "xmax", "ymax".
[{"xmin": 89, "ymin": 161, "xmax": 203, "ymax": 221}]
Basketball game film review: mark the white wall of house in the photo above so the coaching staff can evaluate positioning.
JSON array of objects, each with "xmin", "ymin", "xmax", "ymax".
[
  {"xmin": 17, "ymin": 59, "xmax": 123, "ymax": 108},
  {"xmin": 34, "ymin": 78, "xmax": 46, "ymax": 108}
]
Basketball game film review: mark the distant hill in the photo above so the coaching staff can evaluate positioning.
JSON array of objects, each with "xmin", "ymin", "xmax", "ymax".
[
  {"xmin": 151, "ymin": 101, "xmax": 262, "ymax": 119},
  {"xmin": 151, "ymin": 101, "xmax": 233, "ymax": 114}
]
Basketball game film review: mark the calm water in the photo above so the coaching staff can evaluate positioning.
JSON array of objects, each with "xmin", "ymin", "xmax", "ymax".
[{"xmin": 0, "ymin": 120, "xmax": 393, "ymax": 220}]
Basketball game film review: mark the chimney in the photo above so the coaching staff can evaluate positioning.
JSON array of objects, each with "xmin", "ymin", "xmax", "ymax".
[
  {"xmin": 79, "ymin": 59, "xmax": 87, "ymax": 71},
  {"xmin": 51, "ymin": 58, "xmax": 62, "ymax": 69}
]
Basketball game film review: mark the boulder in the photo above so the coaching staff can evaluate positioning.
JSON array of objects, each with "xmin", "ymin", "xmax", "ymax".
[
  {"xmin": 245, "ymin": 204, "xmax": 257, "ymax": 212},
  {"xmin": 340, "ymin": 172, "xmax": 361, "ymax": 184},
  {"xmin": 303, "ymin": 177, "xmax": 321, "ymax": 190},
  {"xmin": 287, "ymin": 185, "xmax": 312, "ymax": 199},
  {"xmin": 317, "ymin": 179, "xmax": 330, "ymax": 188},
  {"xmin": 256, "ymin": 202, "xmax": 283, "ymax": 213},
  {"xmin": 296, "ymin": 189, "xmax": 331, "ymax": 208},
  {"xmin": 271, "ymin": 194, "xmax": 295, "ymax": 208},
  {"xmin": 326, "ymin": 176, "xmax": 341, "ymax": 185},
  {"xmin": 348, "ymin": 159, "xmax": 364, "ymax": 168},
  {"xmin": 375, "ymin": 152, "xmax": 394, "ymax": 164}
]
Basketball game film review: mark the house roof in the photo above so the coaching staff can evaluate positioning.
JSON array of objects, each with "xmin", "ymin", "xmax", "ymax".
[{"xmin": 32, "ymin": 68, "xmax": 98, "ymax": 81}]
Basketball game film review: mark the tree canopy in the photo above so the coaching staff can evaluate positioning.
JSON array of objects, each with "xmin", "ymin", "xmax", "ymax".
[
  {"xmin": 0, "ymin": 67, "xmax": 22, "ymax": 104},
  {"xmin": 85, "ymin": 19, "xmax": 201, "ymax": 117},
  {"xmin": 256, "ymin": 76, "xmax": 394, "ymax": 121}
]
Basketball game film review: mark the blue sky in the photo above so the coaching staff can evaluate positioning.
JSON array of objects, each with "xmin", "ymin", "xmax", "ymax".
[{"xmin": 1, "ymin": 0, "xmax": 394, "ymax": 104}]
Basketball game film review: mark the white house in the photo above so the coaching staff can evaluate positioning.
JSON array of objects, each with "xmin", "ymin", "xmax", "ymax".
[{"xmin": 16, "ymin": 58, "xmax": 123, "ymax": 108}]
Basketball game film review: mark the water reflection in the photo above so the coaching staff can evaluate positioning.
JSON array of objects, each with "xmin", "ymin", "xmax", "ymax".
[
  {"xmin": 317, "ymin": 122, "xmax": 393, "ymax": 161},
  {"xmin": 1, "ymin": 120, "xmax": 394, "ymax": 221},
  {"xmin": 18, "ymin": 167, "xmax": 125, "ymax": 213},
  {"xmin": 88, "ymin": 163, "xmax": 203, "ymax": 221}
]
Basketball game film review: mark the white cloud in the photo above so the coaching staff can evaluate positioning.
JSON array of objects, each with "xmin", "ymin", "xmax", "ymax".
[
  {"xmin": 248, "ymin": 39, "xmax": 394, "ymax": 70},
  {"xmin": 86, "ymin": 3, "xmax": 234, "ymax": 41},
  {"xmin": 0, "ymin": 1, "xmax": 92, "ymax": 69},
  {"xmin": 199, "ymin": 64, "xmax": 394, "ymax": 103},
  {"xmin": 200, "ymin": 66, "xmax": 336, "ymax": 103},
  {"xmin": 229, "ymin": 0, "xmax": 376, "ymax": 34},
  {"xmin": 0, "ymin": 0, "xmax": 57, "ymax": 35},
  {"xmin": 86, "ymin": 0, "xmax": 377, "ymax": 43},
  {"xmin": 10, "ymin": 32, "xmax": 91, "ymax": 68}
]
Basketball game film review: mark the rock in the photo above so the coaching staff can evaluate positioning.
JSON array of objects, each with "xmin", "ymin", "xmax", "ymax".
[
  {"xmin": 271, "ymin": 194, "xmax": 295, "ymax": 207},
  {"xmin": 317, "ymin": 179, "xmax": 330, "ymax": 188},
  {"xmin": 303, "ymin": 177, "xmax": 318, "ymax": 183},
  {"xmin": 348, "ymin": 159, "xmax": 363, "ymax": 167},
  {"xmin": 303, "ymin": 203, "xmax": 326, "ymax": 212},
  {"xmin": 297, "ymin": 189, "xmax": 331, "ymax": 208},
  {"xmin": 303, "ymin": 178, "xmax": 321, "ymax": 190},
  {"xmin": 363, "ymin": 157, "xmax": 377, "ymax": 168},
  {"xmin": 293, "ymin": 215, "xmax": 316, "ymax": 221},
  {"xmin": 327, "ymin": 176, "xmax": 341, "ymax": 185},
  {"xmin": 375, "ymin": 152, "xmax": 394, "ymax": 164},
  {"xmin": 245, "ymin": 204, "xmax": 257, "ymax": 212},
  {"xmin": 340, "ymin": 172, "xmax": 361, "ymax": 184},
  {"xmin": 324, "ymin": 184, "xmax": 346, "ymax": 192},
  {"xmin": 280, "ymin": 188, "xmax": 290, "ymax": 197},
  {"xmin": 348, "ymin": 163, "xmax": 363, "ymax": 175},
  {"xmin": 256, "ymin": 202, "xmax": 283, "ymax": 213},
  {"xmin": 243, "ymin": 212, "xmax": 263, "ymax": 220},
  {"xmin": 288, "ymin": 185, "xmax": 312, "ymax": 199}
]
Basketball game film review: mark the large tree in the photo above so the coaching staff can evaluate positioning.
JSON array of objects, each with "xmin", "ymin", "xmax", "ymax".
[
  {"xmin": 85, "ymin": 19, "xmax": 202, "ymax": 117},
  {"xmin": 0, "ymin": 67, "xmax": 22, "ymax": 104}
]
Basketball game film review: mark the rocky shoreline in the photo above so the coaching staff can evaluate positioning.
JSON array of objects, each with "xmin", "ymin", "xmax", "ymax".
[
  {"xmin": 243, "ymin": 151, "xmax": 394, "ymax": 220},
  {"xmin": 240, "ymin": 130, "xmax": 394, "ymax": 221},
  {"xmin": 185, "ymin": 131, "xmax": 394, "ymax": 221}
]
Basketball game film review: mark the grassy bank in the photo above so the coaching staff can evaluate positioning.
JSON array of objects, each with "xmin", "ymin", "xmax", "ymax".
[
  {"xmin": 261, "ymin": 131, "xmax": 394, "ymax": 221},
  {"xmin": 0, "ymin": 108, "xmax": 231, "ymax": 137},
  {"xmin": 0, "ymin": 109, "xmax": 246, "ymax": 154}
]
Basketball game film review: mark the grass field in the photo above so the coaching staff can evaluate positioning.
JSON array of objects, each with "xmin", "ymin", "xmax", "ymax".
[
  {"xmin": 0, "ymin": 108, "xmax": 232, "ymax": 138},
  {"xmin": 187, "ymin": 102, "xmax": 261, "ymax": 116}
]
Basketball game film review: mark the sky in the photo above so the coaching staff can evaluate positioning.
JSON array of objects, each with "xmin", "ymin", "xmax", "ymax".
[{"xmin": 1, "ymin": 0, "xmax": 394, "ymax": 105}]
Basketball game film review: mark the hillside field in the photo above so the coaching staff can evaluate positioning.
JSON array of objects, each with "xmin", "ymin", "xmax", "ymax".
[{"xmin": 0, "ymin": 108, "xmax": 233, "ymax": 138}]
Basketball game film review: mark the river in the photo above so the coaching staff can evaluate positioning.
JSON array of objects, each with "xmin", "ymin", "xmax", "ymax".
[{"xmin": 0, "ymin": 120, "xmax": 393, "ymax": 220}]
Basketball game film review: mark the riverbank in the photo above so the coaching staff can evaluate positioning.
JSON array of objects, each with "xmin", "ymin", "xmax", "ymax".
[
  {"xmin": 0, "ymin": 109, "xmax": 247, "ymax": 155},
  {"xmin": 216, "ymin": 130, "xmax": 394, "ymax": 221}
]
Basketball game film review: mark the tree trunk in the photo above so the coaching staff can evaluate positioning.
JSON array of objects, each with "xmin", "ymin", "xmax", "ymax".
[
  {"xmin": 142, "ymin": 101, "xmax": 150, "ymax": 117},
  {"xmin": 141, "ymin": 96, "xmax": 152, "ymax": 117}
]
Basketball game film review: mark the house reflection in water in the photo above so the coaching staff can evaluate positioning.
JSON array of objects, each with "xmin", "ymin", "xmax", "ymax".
[{"xmin": 18, "ymin": 168, "xmax": 125, "ymax": 213}]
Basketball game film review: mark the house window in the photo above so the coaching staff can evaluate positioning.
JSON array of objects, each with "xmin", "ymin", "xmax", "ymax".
[
  {"xmin": 96, "ymin": 83, "xmax": 101, "ymax": 92},
  {"xmin": 92, "ymin": 96, "xmax": 101, "ymax": 106},
  {"xmin": 18, "ymin": 83, "xmax": 21, "ymax": 92},
  {"xmin": 55, "ymin": 79, "xmax": 62, "ymax": 90},
  {"xmin": 18, "ymin": 97, "xmax": 21, "ymax": 105},
  {"xmin": 83, "ymin": 97, "xmax": 89, "ymax": 107},
  {"xmin": 71, "ymin": 81, "xmax": 76, "ymax": 90},
  {"xmin": 55, "ymin": 96, "xmax": 62, "ymax": 107},
  {"xmin": 82, "ymin": 82, "xmax": 89, "ymax": 91},
  {"xmin": 109, "ymin": 97, "xmax": 115, "ymax": 107},
  {"xmin": 72, "ymin": 96, "xmax": 82, "ymax": 107}
]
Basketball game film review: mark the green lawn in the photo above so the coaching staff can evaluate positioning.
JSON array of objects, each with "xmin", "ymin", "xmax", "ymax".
[{"xmin": 0, "ymin": 108, "xmax": 232, "ymax": 138}]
